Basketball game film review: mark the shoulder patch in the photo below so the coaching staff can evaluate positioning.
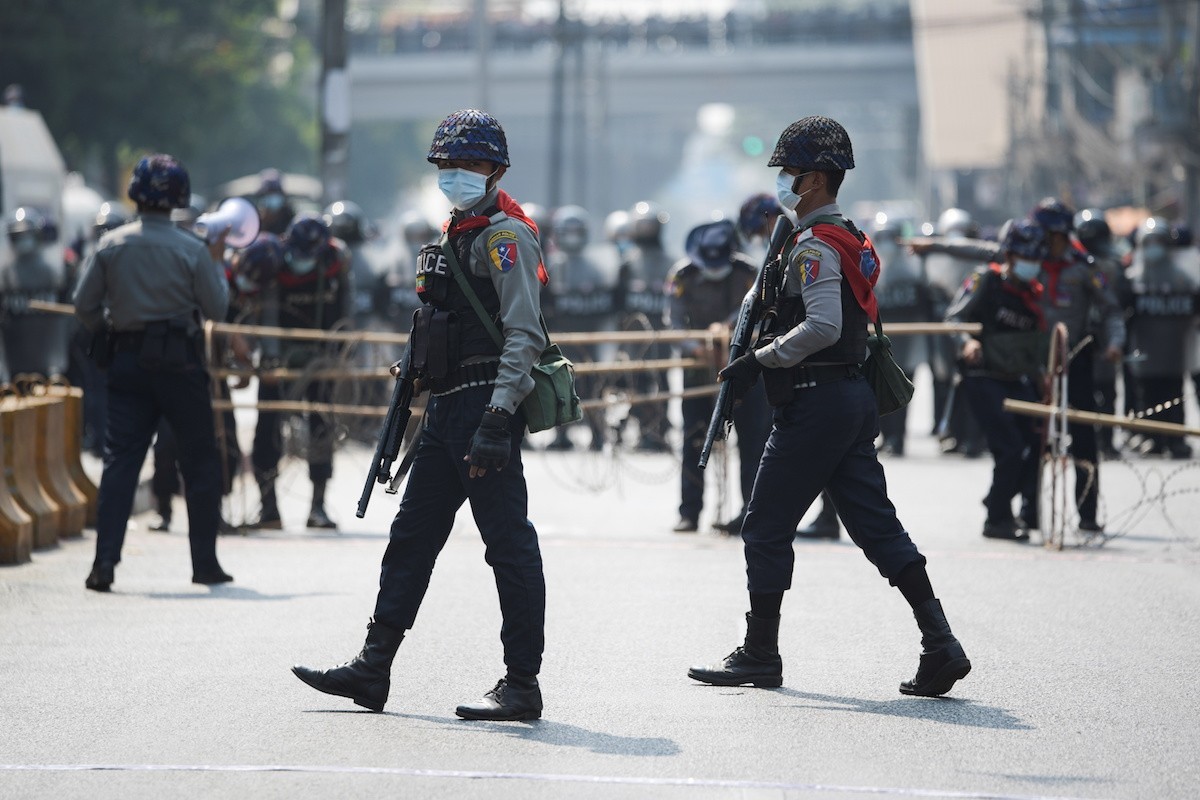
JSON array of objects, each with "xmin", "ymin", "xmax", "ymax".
[
  {"xmin": 800, "ymin": 257, "xmax": 821, "ymax": 286},
  {"xmin": 795, "ymin": 248, "xmax": 821, "ymax": 261},
  {"xmin": 489, "ymin": 238, "xmax": 518, "ymax": 273}
]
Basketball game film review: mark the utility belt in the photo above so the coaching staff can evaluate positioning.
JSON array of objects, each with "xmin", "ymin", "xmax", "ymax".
[
  {"xmin": 109, "ymin": 319, "xmax": 200, "ymax": 370},
  {"xmin": 429, "ymin": 359, "xmax": 500, "ymax": 396},
  {"xmin": 763, "ymin": 363, "xmax": 860, "ymax": 407}
]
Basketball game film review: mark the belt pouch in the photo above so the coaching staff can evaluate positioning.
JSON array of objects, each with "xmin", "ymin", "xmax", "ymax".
[
  {"xmin": 137, "ymin": 321, "xmax": 168, "ymax": 369},
  {"xmin": 161, "ymin": 319, "xmax": 192, "ymax": 370},
  {"xmin": 762, "ymin": 367, "xmax": 795, "ymax": 407},
  {"xmin": 425, "ymin": 311, "xmax": 452, "ymax": 380},
  {"xmin": 410, "ymin": 306, "xmax": 433, "ymax": 374}
]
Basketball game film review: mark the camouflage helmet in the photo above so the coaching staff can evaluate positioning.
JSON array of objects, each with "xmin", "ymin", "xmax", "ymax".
[
  {"xmin": 127, "ymin": 154, "xmax": 191, "ymax": 210},
  {"xmin": 768, "ymin": 115, "xmax": 855, "ymax": 171},
  {"xmin": 1000, "ymin": 219, "xmax": 1049, "ymax": 261},
  {"xmin": 427, "ymin": 109, "xmax": 510, "ymax": 166}
]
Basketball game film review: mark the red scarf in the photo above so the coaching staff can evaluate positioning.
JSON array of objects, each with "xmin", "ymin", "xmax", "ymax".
[
  {"xmin": 989, "ymin": 262, "xmax": 1046, "ymax": 330},
  {"xmin": 808, "ymin": 223, "xmax": 881, "ymax": 322},
  {"xmin": 443, "ymin": 190, "xmax": 549, "ymax": 286}
]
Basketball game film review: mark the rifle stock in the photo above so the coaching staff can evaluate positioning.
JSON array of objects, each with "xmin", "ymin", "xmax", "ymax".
[
  {"xmin": 698, "ymin": 216, "xmax": 793, "ymax": 470},
  {"xmin": 356, "ymin": 351, "xmax": 416, "ymax": 518}
]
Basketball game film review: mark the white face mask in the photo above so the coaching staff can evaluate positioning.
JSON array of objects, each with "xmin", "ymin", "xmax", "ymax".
[
  {"xmin": 438, "ymin": 168, "xmax": 492, "ymax": 211},
  {"xmin": 1012, "ymin": 259, "xmax": 1041, "ymax": 282},
  {"xmin": 775, "ymin": 170, "xmax": 810, "ymax": 211}
]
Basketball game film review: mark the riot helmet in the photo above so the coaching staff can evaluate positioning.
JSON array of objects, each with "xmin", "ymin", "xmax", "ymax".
[
  {"xmin": 685, "ymin": 219, "xmax": 737, "ymax": 280},
  {"xmin": 127, "ymin": 154, "xmax": 190, "ymax": 211},
  {"xmin": 283, "ymin": 214, "xmax": 331, "ymax": 276},
  {"xmin": 551, "ymin": 205, "xmax": 590, "ymax": 255},
  {"xmin": 629, "ymin": 201, "xmax": 668, "ymax": 246},
  {"xmin": 427, "ymin": 109, "xmax": 510, "ymax": 166},
  {"xmin": 1032, "ymin": 197, "xmax": 1075, "ymax": 234},
  {"xmin": 1074, "ymin": 208, "xmax": 1112, "ymax": 253},
  {"xmin": 323, "ymin": 200, "xmax": 374, "ymax": 244},
  {"xmin": 935, "ymin": 208, "xmax": 978, "ymax": 239},
  {"xmin": 233, "ymin": 233, "xmax": 286, "ymax": 294},
  {"xmin": 398, "ymin": 211, "xmax": 437, "ymax": 250},
  {"xmin": 738, "ymin": 193, "xmax": 783, "ymax": 241},
  {"xmin": 1000, "ymin": 219, "xmax": 1048, "ymax": 262},
  {"xmin": 1135, "ymin": 217, "xmax": 1171, "ymax": 266},
  {"xmin": 768, "ymin": 115, "xmax": 855, "ymax": 171},
  {"xmin": 93, "ymin": 202, "xmax": 130, "ymax": 240},
  {"xmin": 6, "ymin": 206, "xmax": 45, "ymax": 255},
  {"xmin": 604, "ymin": 209, "xmax": 632, "ymax": 256}
]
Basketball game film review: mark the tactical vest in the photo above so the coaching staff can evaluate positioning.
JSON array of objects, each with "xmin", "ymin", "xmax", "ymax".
[
  {"xmin": 1125, "ymin": 269, "xmax": 1196, "ymax": 378},
  {"xmin": 768, "ymin": 217, "xmax": 870, "ymax": 365},
  {"xmin": 276, "ymin": 247, "xmax": 345, "ymax": 331},
  {"xmin": 414, "ymin": 212, "xmax": 504, "ymax": 364}
]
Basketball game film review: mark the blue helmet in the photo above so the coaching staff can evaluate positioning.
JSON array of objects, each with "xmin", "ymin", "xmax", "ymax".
[
  {"xmin": 1001, "ymin": 219, "xmax": 1048, "ymax": 260},
  {"xmin": 284, "ymin": 214, "xmax": 331, "ymax": 259},
  {"xmin": 127, "ymin": 154, "xmax": 190, "ymax": 210},
  {"xmin": 235, "ymin": 233, "xmax": 286, "ymax": 291},
  {"xmin": 768, "ymin": 115, "xmax": 855, "ymax": 171},
  {"xmin": 427, "ymin": 109, "xmax": 510, "ymax": 166},
  {"xmin": 685, "ymin": 219, "xmax": 736, "ymax": 269},
  {"xmin": 738, "ymin": 193, "xmax": 782, "ymax": 238},
  {"xmin": 1032, "ymin": 197, "xmax": 1075, "ymax": 234}
]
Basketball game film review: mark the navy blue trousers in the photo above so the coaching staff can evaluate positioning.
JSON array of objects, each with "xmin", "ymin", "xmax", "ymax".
[
  {"xmin": 961, "ymin": 375, "xmax": 1041, "ymax": 523},
  {"xmin": 252, "ymin": 379, "xmax": 334, "ymax": 484},
  {"xmin": 741, "ymin": 373, "xmax": 925, "ymax": 593},
  {"xmin": 94, "ymin": 350, "xmax": 221, "ymax": 572},
  {"xmin": 680, "ymin": 378, "xmax": 770, "ymax": 521},
  {"xmin": 373, "ymin": 385, "xmax": 546, "ymax": 677}
]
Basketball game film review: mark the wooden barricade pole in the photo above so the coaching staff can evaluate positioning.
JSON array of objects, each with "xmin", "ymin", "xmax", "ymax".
[
  {"xmin": 44, "ymin": 383, "xmax": 98, "ymax": 526},
  {"xmin": 30, "ymin": 396, "xmax": 87, "ymax": 538},
  {"xmin": 0, "ymin": 398, "xmax": 63, "ymax": 548},
  {"xmin": 0, "ymin": 402, "xmax": 35, "ymax": 564},
  {"xmin": 1002, "ymin": 399, "xmax": 1200, "ymax": 438}
]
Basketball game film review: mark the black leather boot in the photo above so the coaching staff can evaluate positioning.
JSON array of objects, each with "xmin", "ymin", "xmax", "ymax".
[
  {"xmin": 796, "ymin": 498, "xmax": 840, "ymax": 540},
  {"xmin": 250, "ymin": 479, "xmax": 283, "ymax": 530},
  {"xmin": 456, "ymin": 674, "xmax": 543, "ymax": 721},
  {"xmin": 307, "ymin": 480, "xmax": 338, "ymax": 530},
  {"xmin": 688, "ymin": 613, "xmax": 783, "ymax": 688},
  {"xmin": 85, "ymin": 561, "xmax": 115, "ymax": 592},
  {"xmin": 291, "ymin": 618, "xmax": 405, "ymax": 712},
  {"xmin": 899, "ymin": 598, "xmax": 971, "ymax": 697}
]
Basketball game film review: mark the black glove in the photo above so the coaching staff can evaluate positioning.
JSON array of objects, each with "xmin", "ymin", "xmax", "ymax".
[
  {"xmin": 467, "ymin": 407, "xmax": 511, "ymax": 472},
  {"xmin": 718, "ymin": 352, "xmax": 763, "ymax": 399}
]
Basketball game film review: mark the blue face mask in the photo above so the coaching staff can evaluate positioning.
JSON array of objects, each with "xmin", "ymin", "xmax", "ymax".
[
  {"xmin": 775, "ymin": 170, "xmax": 810, "ymax": 211},
  {"xmin": 438, "ymin": 168, "xmax": 492, "ymax": 211},
  {"xmin": 1012, "ymin": 259, "xmax": 1041, "ymax": 282}
]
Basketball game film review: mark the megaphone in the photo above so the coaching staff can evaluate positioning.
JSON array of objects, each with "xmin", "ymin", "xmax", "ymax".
[{"xmin": 195, "ymin": 197, "xmax": 261, "ymax": 249}]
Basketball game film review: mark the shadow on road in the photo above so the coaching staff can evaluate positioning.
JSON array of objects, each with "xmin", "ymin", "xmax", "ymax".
[
  {"xmin": 387, "ymin": 712, "xmax": 681, "ymax": 756},
  {"xmin": 773, "ymin": 688, "xmax": 1032, "ymax": 730},
  {"xmin": 136, "ymin": 586, "xmax": 340, "ymax": 601}
]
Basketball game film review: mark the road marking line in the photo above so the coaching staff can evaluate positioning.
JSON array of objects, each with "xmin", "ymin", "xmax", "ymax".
[{"xmin": 0, "ymin": 763, "xmax": 1097, "ymax": 799}]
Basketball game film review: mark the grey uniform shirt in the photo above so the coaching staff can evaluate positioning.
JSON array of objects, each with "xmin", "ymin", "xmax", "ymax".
[
  {"xmin": 754, "ymin": 203, "xmax": 846, "ymax": 369},
  {"xmin": 458, "ymin": 189, "xmax": 548, "ymax": 413},
  {"xmin": 74, "ymin": 212, "xmax": 229, "ymax": 334}
]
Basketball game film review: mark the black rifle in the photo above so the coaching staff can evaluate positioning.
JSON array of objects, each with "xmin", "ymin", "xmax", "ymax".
[
  {"xmin": 698, "ymin": 216, "xmax": 793, "ymax": 469},
  {"xmin": 356, "ymin": 347, "xmax": 418, "ymax": 518}
]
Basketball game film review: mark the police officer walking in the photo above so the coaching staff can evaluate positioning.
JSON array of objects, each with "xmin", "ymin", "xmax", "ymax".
[
  {"xmin": 292, "ymin": 109, "xmax": 550, "ymax": 721},
  {"xmin": 667, "ymin": 218, "xmax": 769, "ymax": 533},
  {"xmin": 688, "ymin": 117, "xmax": 970, "ymax": 697},
  {"xmin": 73, "ymin": 154, "xmax": 233, "ymax": 591}
]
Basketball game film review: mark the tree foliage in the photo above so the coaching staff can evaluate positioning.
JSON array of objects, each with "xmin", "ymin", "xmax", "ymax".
[{"xmin": 0, "ymin": 0, "xmax": 317, "ymax": 197}]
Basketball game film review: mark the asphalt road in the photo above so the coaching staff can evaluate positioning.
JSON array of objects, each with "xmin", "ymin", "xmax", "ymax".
[{"xmin": 3, "ymin": 415, "xmax": 1199, "ymax": 800}]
